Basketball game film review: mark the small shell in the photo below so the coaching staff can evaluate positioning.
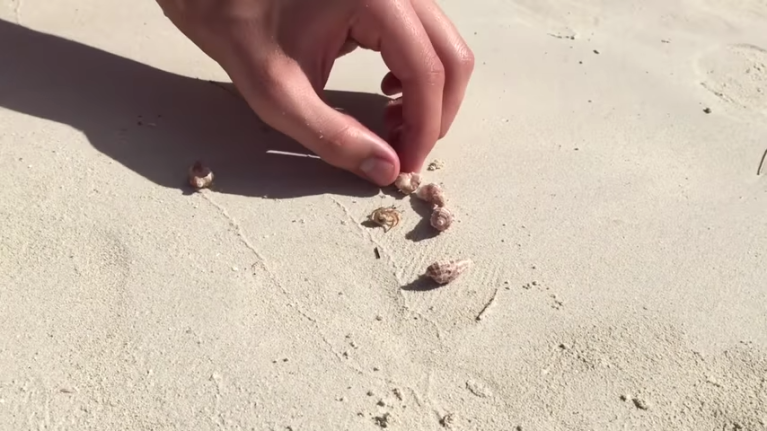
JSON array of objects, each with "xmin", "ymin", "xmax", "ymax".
[
  {"xmin": 394, "ymin": 172, "xmax": 421, "ymax": 194},
  {"xmin": 427, "ymin": 159, "xmax": 445, "ymax": 171},
  {"xmin": 430, "ymin": 207, "xmax": 454, "ymax": 232},
  {"xmin": 426, "ymin": 259, "xmax": 472, "ymax": 284},
  {"xmin": 416, "ymin": 183, "xmax": 446, "ymax": 207},
  {"xmin": 188, "ymin": 161, "xmax": 214, "ymax": 189}
]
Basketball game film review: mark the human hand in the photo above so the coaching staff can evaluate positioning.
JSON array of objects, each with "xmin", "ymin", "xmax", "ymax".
[{"xmin": 157, "ymin": 0, "xmax": 474, "ymax": 186}]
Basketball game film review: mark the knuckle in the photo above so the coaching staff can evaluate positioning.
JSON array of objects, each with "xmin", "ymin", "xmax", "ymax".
[
  {"xmin": 322, "ymin": 124, "xmax": 354, "ymax": 152},
  {"xmin": 426, "ymin": 58, "xmax": 447, "ymax": 82},
  {"xmin": 457, "ymin": 47, "xmax": 476, "ymax": 74},
  {"xmin": 257, "ymin": 61, "xmax": 290, "ymax": 99},
  {"xmin": 411, "ymin": 51, "xmax": 445, "ymax": 84},
  {"xmin": 446, "ymin": 43, "xmax": 475, "ymax": 79},
  {"xmin": 240, "ymin": 59, "xmax": 294, "ymax": 123},
  {"xmin": 293, "ymin": 119, "xmax": 356, "ymax": 169}
]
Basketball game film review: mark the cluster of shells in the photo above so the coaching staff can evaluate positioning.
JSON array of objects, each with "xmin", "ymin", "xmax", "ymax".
[
  {"xmin": 394, "ymin": 172, "xmax": 453, "ymax": 232},
  {"xmin": 188, "ymin": 162, "xmax": 470, "ymax": 286},
  {"xmin": 367, "ymin": 171, "xmax": 471, "ymax": 285}
]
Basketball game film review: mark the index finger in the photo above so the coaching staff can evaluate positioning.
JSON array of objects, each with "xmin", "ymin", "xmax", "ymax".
[{"xmin": 369, "ymin": 0, "xmax": 445, "ymax": 173}]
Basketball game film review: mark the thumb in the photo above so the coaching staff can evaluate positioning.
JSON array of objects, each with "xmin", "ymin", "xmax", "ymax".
[{"xmin": 234, "ymin": 57, "xmax": 401, "ymax": 186}]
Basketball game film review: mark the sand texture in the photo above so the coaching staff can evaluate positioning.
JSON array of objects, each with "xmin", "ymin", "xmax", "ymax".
[{"xmin": 1, "ymin": 0, "xmax": 767, "ymax": 430}]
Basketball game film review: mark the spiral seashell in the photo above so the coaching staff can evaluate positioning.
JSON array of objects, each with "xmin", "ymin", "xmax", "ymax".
[
  {"xmin": 430, "ymin": 206, "xmax": 454, "ymax": 232},
  {"xmin": 188, "ymin": 161, "xmax": 214, "ymax": 189},
  {"xmin": 426, "ymin": 259, "xmax": 472, "ymax": 284},
  {"xmin": 394, "ymin": 172, "xmax": 421, "ymax": 194},
  {"xmin": 416, "ymin": 183, "xmax": 446, "ymax": 207}
]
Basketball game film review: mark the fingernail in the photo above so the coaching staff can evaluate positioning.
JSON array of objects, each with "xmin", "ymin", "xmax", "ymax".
[{"xmin": 360, "ymin": 157, "xmax": 395, "ymax": 185}]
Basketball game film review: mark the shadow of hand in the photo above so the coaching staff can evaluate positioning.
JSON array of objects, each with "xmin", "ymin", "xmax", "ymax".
[{"xmin": 0, "ymin": 19, "xmax": 391, "ymax": 199}]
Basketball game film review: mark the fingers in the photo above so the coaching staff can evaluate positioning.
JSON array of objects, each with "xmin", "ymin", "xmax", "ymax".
[
  {"xmin": 384, "ymin": 97, "xmax": 403, "ymax": 130},
  {"xmin": 411, "ymin": 0, "xmax": 474, "ymax": 138},
  {"xmin": 363, "ymin": 0, "xmax": 445, "ymax": 173},
  {"xmin": 226, "ymin": 51, "xmax": 401, "ymax": 186},
  {"xmin": 377, "ymin": 0, "xmax": 474, "ymax": 140},
  {"xmin": 337, "ymin": 38, "xmax": 359, "ymax": 58}
]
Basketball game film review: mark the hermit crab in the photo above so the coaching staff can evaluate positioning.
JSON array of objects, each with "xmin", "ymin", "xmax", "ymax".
[{"xmin": 368, "ymin": 206, "xmax": 402, "ymax": 233}]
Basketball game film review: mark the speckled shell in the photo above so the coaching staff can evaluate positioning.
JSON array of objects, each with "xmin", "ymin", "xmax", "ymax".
[
  {"xmin": 430, "ymin": 207, "xmax": 454, "ymax": 232},
  {"xmin": 394, "ymin": 172, "xmax": 422, "ymax": 194},
  {"xmin": 188, "ymin": 161, "xmax": 214, "ymax": 189},
  {"xmin": 416, "ymin": 183, "xmax": 446, "ymax": 207},
  {"xmin": 426, "ymin": 259, "xmax": 472, "ymax": 284}
]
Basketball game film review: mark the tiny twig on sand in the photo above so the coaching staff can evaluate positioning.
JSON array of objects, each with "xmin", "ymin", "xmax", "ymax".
[
  {"xmin": 475, "ymin": 289, "xmax": 499, "ymax": 322},
  {"xmin": 757, "ymin": 149, "xmax": 767, "ymax": 176}
]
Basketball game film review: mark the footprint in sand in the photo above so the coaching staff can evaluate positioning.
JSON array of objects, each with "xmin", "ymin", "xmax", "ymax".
[{"xmin": 697, "ymin": 43, "xmax": 767, "ymax": 116}]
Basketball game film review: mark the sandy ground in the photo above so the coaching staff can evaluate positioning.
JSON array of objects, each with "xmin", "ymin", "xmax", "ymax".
[{"xmin": 1, "ymin": 0, "xmax": 767, "ymax": 430}]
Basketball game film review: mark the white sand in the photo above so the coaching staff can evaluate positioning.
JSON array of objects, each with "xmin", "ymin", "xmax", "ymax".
[{"xmin": 1, "ymin": 0, "xmax": 766, "ymax": 429}]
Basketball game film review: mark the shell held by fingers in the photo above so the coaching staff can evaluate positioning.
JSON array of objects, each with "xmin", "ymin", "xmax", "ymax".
[
  {"xmin": 430, "ymin": 207, "xmax": 454, "ymax": 232},
  {"xmin": 426, "ymin": 259, "xmax": 472, "ymax": 284},
  {"xmin": 368, "ymin": 206, "xmax": 402, "ymax": 232},
  {"xmin": 188, "ymin": 161, "xmax": 214, "ymax": 189},
  {"xmin": 416, "ymin": 183, "xmax": 447, "ymax": 207},
  {"xmin": 394, "ymin": 172, "xmax": 421, "ymax": 194}
]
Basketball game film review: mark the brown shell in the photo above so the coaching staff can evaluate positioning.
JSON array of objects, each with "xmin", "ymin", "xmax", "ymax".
[
  {"xmin": 394, "ymin": 172, "xmax": 422, "ymax": 194},
  {"xmin": 426, "ymin": 259, "xmax": 472, "ymax": 284},
  {"xmin": 188, "ymin": 161, "xmax": 214, "ymax": 189},
  {"xmin": 430, "ymin": 207, "xmax": 454, "ymax": 232},
  {"xmin": 416, "ymin": 183, "xmax": 447, "ymax": 207}
]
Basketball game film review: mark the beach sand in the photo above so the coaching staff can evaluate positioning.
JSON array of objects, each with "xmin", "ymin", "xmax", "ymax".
[{"xmin": 1, "ymin": 0, "xmax": 766, "ymax": 429}]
